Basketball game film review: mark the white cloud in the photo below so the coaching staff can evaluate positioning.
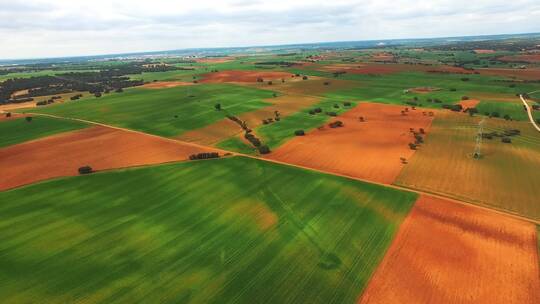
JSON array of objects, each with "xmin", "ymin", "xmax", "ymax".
[{"xmin": 0, "ymin": 0, "xmax": 539, "ymax": 59}]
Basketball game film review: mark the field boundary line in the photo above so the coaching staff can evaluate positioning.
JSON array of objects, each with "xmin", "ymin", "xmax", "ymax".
[
  {"xmin": 23, "ymin": 112, "xmax": 540, "ymax": 225},
  {"xmin": 520, "ymin": 94, "xmax": 540, "ymax": 132}
]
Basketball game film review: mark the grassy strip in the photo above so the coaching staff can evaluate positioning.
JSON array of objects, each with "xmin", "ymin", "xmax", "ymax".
[
  {"xmin": 0, "ymin": 156, "xmax": 416, "ymax": 303},
  {"xmin": 0, "ymin": 116, "xmax": 87, "ymax": 148}
]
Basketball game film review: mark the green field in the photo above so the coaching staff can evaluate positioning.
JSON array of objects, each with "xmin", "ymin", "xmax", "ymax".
[
  {"xmin": 476, "ymin": 100, "xmax": 531, "ymax": 121},
  {"xmin": 23, "ymin": 84, "xmax": 276, "ymax": 137},
  {"xmin": 216, "ymin": 136, "xmax": 257, "ymax": 155},
  {"xmin": 0, "ymin": 156, "xmax": 417, "ymax": 303},
  {"xmin": 0, "ymin": 116, "xmax": 87, "ymax": 148},
  {"xmin": 256, "ymin": 99, "xmax": 357, "ymax": 149}
]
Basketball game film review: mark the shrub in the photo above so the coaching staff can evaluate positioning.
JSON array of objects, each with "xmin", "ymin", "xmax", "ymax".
[
  {"xmin": 408, "ymin": 143, "xmax": 417, "ymax": 150},
  {"xmin": 189, "ymin": 152, "xmax": 220, "ymax": 160},
  {"xmin": 450, "ymin": 88, "xmax": 457, "ymax": 91},
  {"xmin": 343, "ymin": 101, "xmax": 351, "ymax": 106},
  {"xmin": 215, "ymin": 103, "xmax": 221, "ymax": 111},
  {"xmin": 326, "ymin": 112, "xmax": 337, "ymax": 117},
  {"xmin": 302, "ymin": 76, "xmax": 308, "ymax": 80},
  {"xmin": 501, "ymin": 137, "xmax": 511, "ymax": 144},
  {"xmin": 256, "ymin": 77, "xmax": 264, "ymax": 82},
  {"xmin": 314, "ymin": 108, "xmax": 322, "ymax": 113},
  {"xmin": 25, "ymin": 116, "xmax": 32, "ymax": 122},
  {"xmin": 94, "ymin": 93, "xmax": 102, "ymax": 98},
  {"xmin": 78, "ymin": 166, "xmax": 93, "ymax": 174},
  {"xmin": 308, "ymin": 110, "xmax": 316, "ymax": 115},
  {"xmin": 294, "ymin": 130, "xmax": 305, "ymax": 136},
  {"xmin": 5, "ymin": 112, "xmax": 11, "ymax": 118},
  {"xmin": 419, "ymin": 128, "xmax": 425, "ymax": 134},
  {"xmin": 115, "ymin": 88, "xmax": 124, "ymax": 93},
  {"xmin": 36, "ymin": 101, "xmax": 47, "ymax": 106},
  {"xmin": 329, "ymin": 121, "xmax": 343, "ymax": 128},
  {"xmin": 333, "ymin": 104, "xmax": 339, "ymax": 109},
  {"xmin": 503, "ymin": 114, "xmax": 511, "ymax": 120},
  {"xmin": 491, "ymin": 112, "xmax": 500, "ymax": 118},
  {"xmin": 267, "ymin": 81, "xmax": 273, "ymax": 85},
  {"xmin": 461, "ymin": 77, "xmax": 470, "ymax": 81},
  {"xmin": 461, "ymin": 96, "xmax": 469, "ymax": 100},
  {"xmin": 324, "ymin": 81, "xmax": 330, "ymax": 85}
]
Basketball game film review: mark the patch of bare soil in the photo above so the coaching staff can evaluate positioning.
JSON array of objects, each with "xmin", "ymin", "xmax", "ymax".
[
  {"xmin": 358, "ymin": 195, "xmax": 540, "ymax": 304},
  {"xmin": 267, "ymin": 102, "xmax": 435, "ymax": 184},
  {"xmin": 0, "ymin": 126, "xmax": 218, "ymax": 190}
]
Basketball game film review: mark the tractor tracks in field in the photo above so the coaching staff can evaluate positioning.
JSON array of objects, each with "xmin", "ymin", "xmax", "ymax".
[{"xmin": 24, "ymin": 112, "xmax": 540, "ymax": 225}]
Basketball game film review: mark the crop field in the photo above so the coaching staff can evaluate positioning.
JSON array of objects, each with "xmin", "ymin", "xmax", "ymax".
[
  {"xmin": 179, "ymin": 94, "xmax": 320, "ymax": 146},
  {"xmin": 24, "ymin": 84, "xmax": 275, "ymax": 137},
  {"xmin": 0, "ymin": 125, "xmax": 218, "ymax": 190},
  {"xmin": 395, "ymin": 111, "xmax": 540, "ymax": 220},
  {"xmin": 2, "ymin": 35, "xmax": 540, "ymax": 303},
  {"xmin": 267, "ymin": 102, "xmax": 434, "ymax": 183},
  {"xmin": 0, "ymin": 156, "xmax": 417, "ymax": 303},
  {"xmin": 0, "ymin": 115, "xmax": 87, "ymax": 148},
  {"xmin": 359, "ymin": 195, "xmax": 540, "ymax": 304}
]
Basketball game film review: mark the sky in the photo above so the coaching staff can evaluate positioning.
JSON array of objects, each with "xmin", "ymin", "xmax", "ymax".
[{"xmin": 1, "ymin": 0, "xmax": 539, "ymax": 59}]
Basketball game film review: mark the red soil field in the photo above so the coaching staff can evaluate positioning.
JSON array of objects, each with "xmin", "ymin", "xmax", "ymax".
[
  {"xmin": 195, "ymin": 57, "xmax": 233, "ymax": 63},
  {"xmin": 498, "ymin": 54, "xmax": 540, "ymax": 63},
  {"xmin": 458, "ymin": 99, "xmax": 480, "ymax": 110},
  {"xmin": 477, "ymin": 68, "xmax": 540, "ymax": 80},
  {"xmin": 267, "ymin": 102, "xmax": 435, "ymax": 184},
  {"xmin": 359, "ymin": 195, "xmax": 540, "ymax": 304},
  {"xmin": 141, "ymin": 81, "xmax": 194, "ymax": 89},
  {"xmin": 409, "ymin": 87, "xmax": 441, "ymax": 93},
  {"xmin": 0, "ymin": 126, "xmax": 217, "ymax": 190},
  {"xmin": 474, "ymin": 49, "xmax": 496, "ymax": 54},
  {"xmin": 321, "ymin": 63, "xmax": 474, "ymax": 75},
  {"xmin": 200, "ymin": 70, "xmax": 293, "ymax": 83}
]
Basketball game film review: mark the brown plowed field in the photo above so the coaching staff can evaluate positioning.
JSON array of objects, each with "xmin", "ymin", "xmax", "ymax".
[
  {"xmin": 319, "ymin": 63, "xmax": 474, "ymax": 75},
  {"xmin": 200, "ymin": 70, "xmax": 293, "ymax": 83},
  {"xmin": 179, "ymin": 94, "xmax": 320, "ymax": 145},
  {"xmin": 0, "ymin": 126, "xmax": 217, "ymax": 190},
  {"xmin": 477, "ymin": 68, "xmax": 540, "ymax": 80},
  {"xmin": 458, "ymin": 99, "xmax": 480, "ymax": 109},
  {"xmin": 141, "ymin": 81, "xmax": 194, "ymax": 89},
  {"xmin": 267, "ymin": 102, "xmax": 435, "ymax": 184},
  {"xmin": 498, "ymin": 54, "xmax": 540, "ymax": 63},
  {"xmin": 195, "ymin": 57, "xmax": 233, "ymax": 63},
  {"xmin": 474, "ymin": 49, "xmax": 496, "ymax": 54},
  {"xmin": 358, "ymin": 195, "xmax": 540, "ymax": 304}
]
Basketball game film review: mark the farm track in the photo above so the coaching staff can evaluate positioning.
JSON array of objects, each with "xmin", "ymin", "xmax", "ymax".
[
  {"xmin": 520, "ymin": 93, "xmax": 540, "ymax": 132},
  {"xmin": 21, "ymin": 111, "xmax": 540, "ymax": 225}
]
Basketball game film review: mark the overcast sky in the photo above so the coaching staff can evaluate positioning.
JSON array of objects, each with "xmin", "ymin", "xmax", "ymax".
[{"xmin": 1, "ymin": 0, "xmax": 539, "ymax": 59}]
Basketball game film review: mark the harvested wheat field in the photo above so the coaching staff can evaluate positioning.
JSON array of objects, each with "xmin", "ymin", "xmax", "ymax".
[
  {"xmin": 0, "ymin": 126, "xmax": 218, "ymax": 190},
  {"xmin": 179, "ymin": 94, "xmax": 320, "ymax": 145},
  {"xmin": 395, "ymin": 111, "xmax": 540, "ymax": 220},
  {"xmin": 200, "ymin": 70, "xmax": 293, "ymax": 83},
  {"xmin": 267, "ymin": 102, "xmax": 434, "ymax": 184},
  {"xmin": 359, "ymin": 195, "xmax": 540, "ymax": 304},
  {"xmin": 141, "ymin": 81, "xmax": 194, "ymax": 89}
]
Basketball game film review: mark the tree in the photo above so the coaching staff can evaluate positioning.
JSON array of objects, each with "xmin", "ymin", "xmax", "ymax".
[
  {"xmin": 78, "ymin": 166, "xmax": 93, "ymax": 174},
  {"xmin": 294, "ymin": 130, "xmax": 305, "ymax": 136},
  {"xmin": 215, "ymin": 103, "xmax": 221, "ymax": 111},
  {"xmin": 503, "ymin": 114, "xmax": 511, "ymax": 120},
  {"xmin": 25, "ymin": 116, "xmax": 32, "ymax": 122},
  {"xmin": 5, "ymin": 112, "xmax": 11, "ymax": 118},
  {"xmin": 258, "ymin": 145, "xmax": 271, "ymax": 154},
  {"xmin": 302, "ymin": 76, "xmax": 308, "ymax": 80}
]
